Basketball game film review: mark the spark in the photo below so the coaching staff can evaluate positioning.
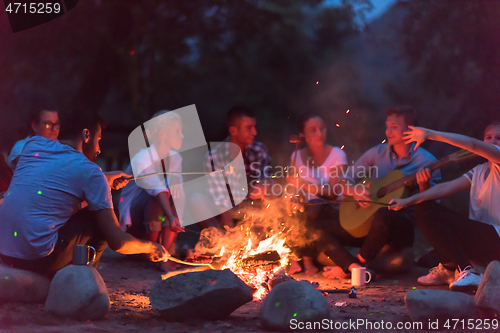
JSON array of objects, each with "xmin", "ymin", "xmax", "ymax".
[
  {"xmin": 381, "ymin": 139, "xmax": 386, "ymax": 143},
  {"xmin": 340, "ymin": 145, "xmax": 345, "ymax": 149},
  {"xmin": 316, "ymin": 81, "xmax": 319, "ymax": 84},
  {"xmin": 336, "ymin": 124, "xmax": 340, "ymax": 127},
  {"xmin": 266, "ymin": 204, "xmax": 270, "ymax": 209},
  {"xmin": 346, "ymin": 109, "xmax": 350, "ymax": 113}
]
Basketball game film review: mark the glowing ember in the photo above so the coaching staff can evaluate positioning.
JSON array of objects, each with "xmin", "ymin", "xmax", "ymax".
[
  {"xmin": 340, "ymin": 145, "xmax": 345, "ymax": 149},
  {"xmin": 381, "ymin": 139, "xmax": 387, "ymax": 143},
  {"xmin": 346, "ymin": 109, "xmax": 350, "ymax": 113}
]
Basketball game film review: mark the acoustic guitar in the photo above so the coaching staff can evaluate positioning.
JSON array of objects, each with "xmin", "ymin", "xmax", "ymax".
[{"xmin": 339, "ymin": 149, "xmax": 476, "ymax": 238}]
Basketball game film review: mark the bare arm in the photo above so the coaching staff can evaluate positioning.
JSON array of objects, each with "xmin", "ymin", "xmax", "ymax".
[
  {"xmin": 156, "ymin": 191, "xmax": 184, "ymax": 232},
  {"xmin": 95, "ymin": 208, "xmax": 167, "ymax": 260},
  {"xmin": 405, "ymin": 126, "xmax": 500, "ymax": 164},
  {"xmin": 389, "ymin": 176, "xmax": 471, "ymax": 210}
]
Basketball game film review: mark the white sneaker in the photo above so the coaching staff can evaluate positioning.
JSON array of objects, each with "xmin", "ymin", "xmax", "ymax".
[
  {"xmin": 418, "ymin": 263, "xmax": 456, "ymax": 286},
  {"xmin": 449, "ymin": 266, "xmax": 482, "ymax": 293}
]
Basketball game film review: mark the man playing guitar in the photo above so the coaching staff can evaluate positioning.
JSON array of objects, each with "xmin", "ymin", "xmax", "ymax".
[{"xmin": 319, "ymin": 106, "xmax": 441, "ymax": 278}]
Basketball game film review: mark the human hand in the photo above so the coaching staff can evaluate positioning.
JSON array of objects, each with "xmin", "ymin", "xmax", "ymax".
[
  {"xmin": 388, "ymin": 198, "xmax": 412, "ymax": 211},
  {"xmin": 403, "ymin": 126, "xmax": 429, "ymax": 150},
  {"xmin": 148, "ymin": 242, "xmax": 169, "ymax": 262},
  {"xmin": 416, "ymin": 168, "xmax": 432, "ymax": 188},
  {"xmin": 105, "ymin": 171, "xmax": 133, "ymax": 190},
  {"xmin": 352, "ymin": 181, "xmax": 371, "ymax": 208},
  {"xmin": 167, "ymin": 216, "xmax": 185, "ymax": 233}
]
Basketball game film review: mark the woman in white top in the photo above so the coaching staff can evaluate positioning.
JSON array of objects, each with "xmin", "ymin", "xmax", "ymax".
[
  {"xmin": 390, "ymin": 122, "xmax": 500, "ymax": 292},
  {"xmin": 288, "ymin": 114, "xmax": 347, "ymax": 274}
]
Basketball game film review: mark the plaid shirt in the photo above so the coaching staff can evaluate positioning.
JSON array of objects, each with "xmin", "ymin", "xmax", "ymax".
[{"xmin": 205, "ymin": 137, "xmax": 272, "ymax": 209}]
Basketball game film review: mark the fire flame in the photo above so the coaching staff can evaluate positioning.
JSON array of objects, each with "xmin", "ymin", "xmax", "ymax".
[{"xmin": 220, "ymin": 234, "xmax": 291, "ymax": 300}]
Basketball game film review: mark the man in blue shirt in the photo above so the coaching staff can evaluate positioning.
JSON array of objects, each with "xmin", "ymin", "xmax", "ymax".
[
  {"xmin": 317, "ymin": 106, "xmax": 441, "ymax": 278},
  {"xmin": 0, "ymin": 110, "xmax": 168, "ymax": 277}
]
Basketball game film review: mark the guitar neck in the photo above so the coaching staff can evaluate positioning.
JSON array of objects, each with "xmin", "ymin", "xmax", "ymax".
[{"xmin": 377, "ymin": 156, "xmax": 451, "ymax": 198}]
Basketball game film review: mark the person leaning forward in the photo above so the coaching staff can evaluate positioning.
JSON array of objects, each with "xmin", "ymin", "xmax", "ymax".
[{"xmin": 0, "ymin": 109, "xmax": 168, "ymax": 277}]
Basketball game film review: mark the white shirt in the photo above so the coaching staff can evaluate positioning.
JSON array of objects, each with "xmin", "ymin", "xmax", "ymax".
[
  {"xmin": 463, "ymin": 145, "xmax": 500, "ymax": 236},
  {"xmin": 118, "ymin": 146, "xmax": 182, "ymax": 230},
  {"xmin": 0, "ymin": 137, "xmax": 113, "ymax": 259},
  {"xmin": 291, "ymin": 147, "xmax": 347, "ymax": 202}
]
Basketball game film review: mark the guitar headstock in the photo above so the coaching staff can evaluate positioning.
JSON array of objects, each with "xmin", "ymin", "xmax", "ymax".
[{"xmin": 449, "ymin": 149, "xmax": 476, "ymax": 162}]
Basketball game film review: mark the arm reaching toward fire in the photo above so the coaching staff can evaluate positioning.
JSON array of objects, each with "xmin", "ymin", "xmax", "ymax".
[
  {"xmin": 404, "ymin": 126, "xmax": 500, "ymax": 164},
  {"xmin": 95, "ymin": 208, "xmax": 169, "ymax": 261},
  {"xmin": 389, "ymin": 176, "xmax": 470, "ymax": 211}
]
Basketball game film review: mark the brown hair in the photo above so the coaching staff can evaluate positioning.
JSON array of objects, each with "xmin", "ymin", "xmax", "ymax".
[
  {"xmin": 484, "ymin": 121, "xmax": 500, "ymax": 137},
  {"xmin": 385, "ymin": 106, "xmax": 417, "ymax": 127}
]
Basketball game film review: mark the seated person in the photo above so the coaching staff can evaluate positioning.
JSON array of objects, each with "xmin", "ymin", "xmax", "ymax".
[
  {"xmin": 287, "ymin": 113, "xmax": 347, "ymax": 275},
  {"xmin": 319, "ymin": 106, "xmax": 441, "ymax": 278},
  {"xmin": 390, "ymin": 122, "xmax": 500, "ymax": 292},
  {"xmin": 119, "ymin": 110, "xmax": 185, "ymax": 272},
  {"xmin": 189, "ymin": 106, "xmax": 273, "ymax": 230},
  {"xmin": 8, "ymin": 107, "xmax": 59, "ymax": 170},
  {"xmin": 0, "ymin": 110, "xmax": 167, "ymax": 277}
]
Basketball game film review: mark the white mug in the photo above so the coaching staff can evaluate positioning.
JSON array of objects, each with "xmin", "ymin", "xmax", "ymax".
[{"xmin": 351, "ymin": 267, "xmax": 371, "ymax": 286}]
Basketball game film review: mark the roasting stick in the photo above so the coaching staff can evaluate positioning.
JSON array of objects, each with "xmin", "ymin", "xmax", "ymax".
[
  {"xmin": 306, "ymin": 200, "xmax": 394, "ymax": 207},
  {"xmin": 165, "ymin": 255, "xmax": 215, "ymax": 270},
  {"xmin": 123, "ymin": 166, "xmax": 235, "ymax": 180}
]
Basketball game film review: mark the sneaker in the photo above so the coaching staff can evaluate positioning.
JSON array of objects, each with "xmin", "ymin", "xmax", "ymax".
[
  {"xmin": 449, "ymin": 266, "xmax": 482, "ymax": 293},
  {"xmin": 418, "ymin": 263, "xmax": 456, "ymax": 286}
]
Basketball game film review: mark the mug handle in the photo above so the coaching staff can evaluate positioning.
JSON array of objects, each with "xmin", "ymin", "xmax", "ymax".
[
  {"xmin": 365, "ymin": 271, "xmax": 372, "ymax": 283},
  {"xmin": 88, "ymin": 246, "xmax": 96, "ymax": 265}
]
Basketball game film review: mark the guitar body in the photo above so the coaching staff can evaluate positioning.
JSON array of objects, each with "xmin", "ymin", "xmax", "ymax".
[{"xmin": 340, "ymin": 170, "xmax": 408, "ymax": 238}]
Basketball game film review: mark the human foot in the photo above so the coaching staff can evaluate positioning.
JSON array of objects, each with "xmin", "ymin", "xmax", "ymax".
[
  {"xmin": 322, "ymin": 266, "xmax": 349, "ymax": 279},
  {"xmin": 288, "ymin": 259, "xmax": 302, "ymax": 274},
  {"xmin": 303, "ymin": 257, "xmax": 319, "ymax": 275}
]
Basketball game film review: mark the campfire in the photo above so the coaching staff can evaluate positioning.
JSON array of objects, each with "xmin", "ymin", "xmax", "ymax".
[{"xmin": 180, "ymin": 198, "xmax": 307, "ymax": 300}]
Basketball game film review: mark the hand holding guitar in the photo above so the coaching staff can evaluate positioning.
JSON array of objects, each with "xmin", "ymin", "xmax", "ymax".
[
  {"xmin": 416, "ymin": 167, "xmax": 432, "ymax": 192},
  {"xmin": 388, "ymin": 197, "xmax": 414, "ymax": 211},
  {"xmin": 404, "ymin": 126, "xmax": 430, "ymax": 150},
  {"xmin": 353, "ymin": 181, "xmax": 371, "ymax": 208}
]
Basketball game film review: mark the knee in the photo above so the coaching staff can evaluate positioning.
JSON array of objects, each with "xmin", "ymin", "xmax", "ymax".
[{"xmin": 372, "ymin": 208, "xmax": 392, "ymax": 226}]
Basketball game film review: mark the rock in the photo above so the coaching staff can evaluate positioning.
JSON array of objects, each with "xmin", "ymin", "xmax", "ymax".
[
  {"xmin": 405, "ymin": 289, "xmax": 475, "ymax": 322},
  {"xmin": 45, "ymin": 265, "xmax": 110, "ymax": 320},
  {"xmin": 150, "ymin": 268, "xmax": 253, "ymax": 321},
  {"xmin": 260, "ymin": 280, "xmax": 329, "ymax": 331},
  {"xmin": 367, "ymin": 245, "xmax": 414, "ymax": 276},
  {"xmin": 475, "ymin": 260, "xmax": 500, "ymax": 317},
  {"xmin": 0, "ymin": 264, "xmax": 51, "ymax": 304}
]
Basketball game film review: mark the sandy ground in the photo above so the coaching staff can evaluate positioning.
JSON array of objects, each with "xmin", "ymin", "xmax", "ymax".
[{"xmin": 0, "ymin": 249, "xmax": 493, "ymax": 333}]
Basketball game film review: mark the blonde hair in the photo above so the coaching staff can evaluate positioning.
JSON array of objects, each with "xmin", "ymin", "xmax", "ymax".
[{"xmin": 147, "ymin": 110, "xmax": 181, "ymax": 141}]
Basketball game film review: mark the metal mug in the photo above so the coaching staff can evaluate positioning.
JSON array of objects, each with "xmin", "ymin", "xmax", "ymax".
[{"xmin": 73, "ymin": 245, "xmax": 96, "ymax": 266}]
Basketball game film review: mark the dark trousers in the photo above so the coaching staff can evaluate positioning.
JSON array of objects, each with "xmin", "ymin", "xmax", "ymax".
[
  {"xmin": 414, "ymin": 201, "xmax": 500, "ymax": 269},
  {"xmin": 306, "ymin": 205, "xmax": 414, "ymax": 273},
  {"xmin": 0, "ymin": 208, "xmax": 107, "ymax": 278}
]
